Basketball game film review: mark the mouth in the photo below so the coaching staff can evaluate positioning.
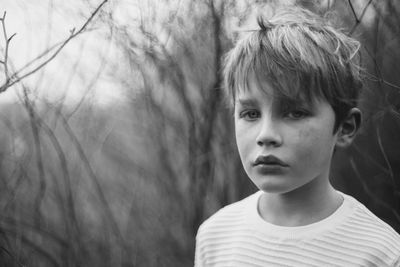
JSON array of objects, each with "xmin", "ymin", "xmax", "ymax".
[{"xmin": 253, "ymin": 155, "xmax": 289, "ymax": 167}]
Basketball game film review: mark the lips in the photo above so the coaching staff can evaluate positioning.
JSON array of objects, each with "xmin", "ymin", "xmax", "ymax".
[{"xmin": 253, "ymin": 155, "xmax": 289, "ymax": 167}]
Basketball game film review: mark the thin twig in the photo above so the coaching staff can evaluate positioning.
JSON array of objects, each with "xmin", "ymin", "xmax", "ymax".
[
  {"xmin": 362, "ymin": 43, "xmax": 400, "ymax": 90},
  {"xmin": 0, "ymin": 216, "xmax": 67, "ymax": 248},
  {"xmin": 349, "ymin": 0, "xmax": 373, "ymax": 35},
  {"xmin": 363, "ymin": 70, "xmax": 400, "ymax": 91},
  {"xmin": 22, "ymin": 87, "xmax": 46, "ymax": 229},
  {"xmin": 57, "ymin": 109, "xmax": 126, "ymax": 249},
  {"xmin": 0, "ymin": 11, "xmax": 17, "ymax": 85},
  {"xmin": 32, "ymin": 103, "xmax": 82, "ymax": 244},
  {"xmin": 350, "ymin": 158, "xmax": 400, "ymax": 222},
  {"xmin": 1, "ymin": 226, "xmax": 61, "ymax": 267},
  {"xmin": 348, "ymin": 0, "xmax": 359, "ymax": 23},
  {"xmin": 0, "ymin": 0, "xmax": 109, "ymax": 93},
  {"xmin": 352, "ymin": 143, "xmax": 391, "ymax": 175},
  {"xmin": 376, "ymin": 126, "xmax": 395, "ymax": 185},
  {"xmin": 0, "ymin": 246, "xmax": 25, "ymax": 267},
  {"xmin": 66, "ymin": 31, "xmax": 113, "ymax": 120}
]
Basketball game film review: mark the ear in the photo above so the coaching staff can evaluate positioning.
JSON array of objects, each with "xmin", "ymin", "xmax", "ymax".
[{"xmin": 335, "ymin": 108, "xmax": 362, "ymax": 148}]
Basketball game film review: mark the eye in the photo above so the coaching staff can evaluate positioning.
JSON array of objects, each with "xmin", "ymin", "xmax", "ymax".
[
  {"xmin": 239, "ymin": 110, "xmax": 260, "ymax": 120},
  {"xmin": 285, "ymin": 109, "xmax": 310, "ymax": 119}
]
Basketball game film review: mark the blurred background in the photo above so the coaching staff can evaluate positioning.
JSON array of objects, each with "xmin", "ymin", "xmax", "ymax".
[{"xmin": 0, "ymin": 0, "xmax": 399, "ymax": 266}]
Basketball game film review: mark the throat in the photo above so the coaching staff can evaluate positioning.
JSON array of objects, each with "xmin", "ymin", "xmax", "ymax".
[{"xmin": 258, "ymin": 187, "xmax": 343, "ymax": 227}]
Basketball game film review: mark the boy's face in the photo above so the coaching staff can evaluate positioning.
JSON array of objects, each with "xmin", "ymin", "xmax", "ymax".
[{"xmin": 234, "ymin": 78, "xmax": 339, "ymax": 194}]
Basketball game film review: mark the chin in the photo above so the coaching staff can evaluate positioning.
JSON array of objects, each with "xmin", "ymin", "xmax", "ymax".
[{"xmin": 255, "ymin": 180, "xmax": 295, "ymax": 194}]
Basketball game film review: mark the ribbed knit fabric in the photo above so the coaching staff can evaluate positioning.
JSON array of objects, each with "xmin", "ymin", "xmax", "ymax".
[{"xmin": 195, "ymin": 191, "xmax": 400, "ymax": 267}]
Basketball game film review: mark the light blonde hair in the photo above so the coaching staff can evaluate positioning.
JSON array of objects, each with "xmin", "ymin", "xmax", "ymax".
[{"xmin": 223, "ymin": 5, "xmax": 362, "ymax": 131}]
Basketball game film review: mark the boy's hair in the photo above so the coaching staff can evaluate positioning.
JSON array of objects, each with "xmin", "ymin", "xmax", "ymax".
[{"xmin": 223, "ymin": 5, "xmax": 363, "ymax": 132}]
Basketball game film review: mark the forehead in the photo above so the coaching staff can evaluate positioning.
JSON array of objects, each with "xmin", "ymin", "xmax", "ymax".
[{"xmin": 235, "ymin": 72, "xmax": 313, "ymax": 107}]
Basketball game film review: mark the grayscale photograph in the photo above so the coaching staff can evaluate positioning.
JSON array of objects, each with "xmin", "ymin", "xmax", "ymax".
[{"xmin": 0, "ymin": 0, "xmax": 399, "ymax": 266}]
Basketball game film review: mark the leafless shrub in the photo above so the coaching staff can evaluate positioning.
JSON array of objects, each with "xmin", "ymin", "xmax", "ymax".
[{"xmin": 0, "ymin": 0, "xmax": 399, "ymax": 266}]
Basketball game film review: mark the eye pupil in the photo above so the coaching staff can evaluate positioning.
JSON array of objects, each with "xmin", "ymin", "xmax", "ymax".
[
  {"xmin": 288, "ymin": 110, "xmax": 307, "ymax": 119},
  {"xmin": 239, "ymin": 110, "xmax": 259, "ymax": 120}
]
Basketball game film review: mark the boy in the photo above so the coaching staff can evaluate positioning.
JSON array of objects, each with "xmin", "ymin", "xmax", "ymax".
[{"xmin": 195, "ymin": 5, "xmax": 400, "ymax": 267}]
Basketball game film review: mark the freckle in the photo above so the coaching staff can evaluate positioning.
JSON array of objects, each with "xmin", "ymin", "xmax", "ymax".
[{"xmin": 298, "ymin": 128, "xmax": 310, "ymax": 138}]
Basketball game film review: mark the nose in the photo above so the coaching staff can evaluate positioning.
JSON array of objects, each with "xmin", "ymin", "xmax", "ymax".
[{"xmin": 255, "ymin": 115, "xmax": 282, "ymax": 147}]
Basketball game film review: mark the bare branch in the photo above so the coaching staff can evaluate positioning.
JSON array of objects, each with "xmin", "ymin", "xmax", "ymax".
[
  {"xmin": 56, "ymin": 109, "xmax": 126, "ymax": 249},
  {"xmin": 376, "ymin": 126, "xmax": 395, "ymax": 185},
  {"xmin": 0, "ymin": 0, "xmax": 109, "ymax": 93},
  {"xmin": 0, "ymin": 215, "xmax": 68, "ymax": 248},
  {"xmin": 0, "ymin": 11, "xmax": 16, "ymax": 85},
  {"xmin": 0, "ymin": 225, "xmax": 61, "ymax": 267},
  {"xmin": 0, "ymin": 246, "xmax": 25, "ymax": 267},
  {"xmin": 348, "ymin": 0, "xmax": 359, "ymax": 23},
  {"xmin": 22, "ymin": 87, "xmax": 46, "ymax": 228},
  {"xmin": 30, "ymin": 101, "xmax": 82, "ymax": 241},
  {"xmin": 350, "ymin": 158, "xmax": 400, "ymax": 222},
  {"xmin": 362, "ymin": 44, "xmax": 400, "ymax": 90},
  {"xmin": 66, "ymin": 33, "xmax": 113, "ymax": 120},
  {"xmin": 349, "ymin": 0, "xmax": 373, "ymax": 35},
  {"xmin": 352, "ymin": 143, "xmax": 391, "ymax": 176}
]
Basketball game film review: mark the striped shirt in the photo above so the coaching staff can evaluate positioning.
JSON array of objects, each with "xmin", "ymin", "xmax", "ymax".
[{"xmin": 195, "ymin": 191, "xmax": 400, "ymax": 266}]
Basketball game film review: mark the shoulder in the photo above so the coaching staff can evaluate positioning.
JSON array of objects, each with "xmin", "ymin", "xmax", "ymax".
[
  {"xmin": 194, "ymin": 192, "xmax": 261, "ymax": 266},
  {"xmin": 343, "ymin": 193, "xmax": 400, "ymax": 242},
  {"xmin": 196, "ymin": 191, "xmax": 260, "ymax": 237},
  {"xmin": 336, "ymin": 193, "xmax": 400, "ymax": 265}
]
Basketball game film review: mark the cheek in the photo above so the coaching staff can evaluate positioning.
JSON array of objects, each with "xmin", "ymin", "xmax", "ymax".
[
  {"xmin": 235, "ymin": 126, "xmax": 249, "ymax": 152},
  {"xmin": 235, "ymin": 123, "xmax": 256, "ymax": 162},
  {"xmin": 294, "ymin": 126, "xmax": 334, "ymax": 160}
]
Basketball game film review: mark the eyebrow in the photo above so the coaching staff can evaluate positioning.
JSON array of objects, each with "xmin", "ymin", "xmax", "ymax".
[{"xmin": 236, "ymin": 98, "xmax": 258, "ymax": 107}]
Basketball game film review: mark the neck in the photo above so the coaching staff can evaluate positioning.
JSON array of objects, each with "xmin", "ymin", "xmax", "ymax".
[{"xmin": 258, "ymin": 177, "xmax": 343, "ymax": 227}]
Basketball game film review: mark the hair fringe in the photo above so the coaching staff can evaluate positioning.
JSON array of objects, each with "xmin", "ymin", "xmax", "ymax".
[{"xmin": 223, "ymin": 5, "xmax": 363, "ymax": 130}]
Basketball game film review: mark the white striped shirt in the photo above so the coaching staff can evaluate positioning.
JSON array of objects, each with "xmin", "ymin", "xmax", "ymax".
[{"xmin": 195, "ymin": 191, "xmax": 400, "ymax": 266}]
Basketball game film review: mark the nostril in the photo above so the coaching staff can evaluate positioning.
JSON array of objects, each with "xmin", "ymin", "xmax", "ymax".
[{"xmin": 257, "ymin": 139, "xmax": 279, "ymax": 147}]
